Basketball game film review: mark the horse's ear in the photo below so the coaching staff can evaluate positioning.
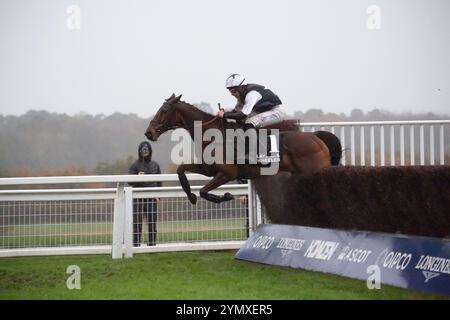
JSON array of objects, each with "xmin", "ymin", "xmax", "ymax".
[
  {"xmin": 175, "ymin": 94, "xmax": 182, "ymax": 102},
  {"xmin": 166, "ymin": 93, "xmax": 176, "ymax": 102}
]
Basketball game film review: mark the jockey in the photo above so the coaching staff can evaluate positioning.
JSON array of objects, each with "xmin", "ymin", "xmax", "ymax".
[
  {"xmin": 218, "ymin": 74, "xmax": 285, "ymax": 165},
  {"xmin": 217, "ymin": 74, "xmax": 286, "ymax": 129}
]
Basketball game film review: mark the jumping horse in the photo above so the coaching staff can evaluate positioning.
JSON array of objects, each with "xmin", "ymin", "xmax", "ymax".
[{"xmin": 145, "ymin": 94, "xmax": 342, "ymax": 204}]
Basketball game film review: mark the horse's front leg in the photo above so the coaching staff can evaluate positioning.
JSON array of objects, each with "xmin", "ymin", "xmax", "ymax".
[
  {"xmin": 199, "ymin": 172, "xmax": 234, "ymax": 203},
  {"xmin": 177, "ymin": 164, "xmax": 211, "ymax": 204}
]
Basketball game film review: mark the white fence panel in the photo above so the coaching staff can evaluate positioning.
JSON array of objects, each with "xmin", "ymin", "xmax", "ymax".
[
  {"xmin": 1, "ymin": 120, "xmax": 448, "ymax": 258},
  {"xmin": 300, "ymin": 120, "xmax": 450, "ymax": 166},
  {"xmin": 0, "ymin": 175, "xmax": 251, "ymax": 258}
]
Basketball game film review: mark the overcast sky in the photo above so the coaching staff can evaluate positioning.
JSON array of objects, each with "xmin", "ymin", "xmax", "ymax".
[{"xmin": 0, "ymin": 0, "xmax": 449, "ymax": 117}]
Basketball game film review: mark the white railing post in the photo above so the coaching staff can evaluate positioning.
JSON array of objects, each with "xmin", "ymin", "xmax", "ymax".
[
  {"xmin": 370, "ymin": 126, "xmax": 375, "ymax": 166},
  {"xmin": 350, "ymin": 126, "xmax": 355, "ymax": 165},
  {"xmin": 247, "ymin": 181, "xmax": 255, "ymax": 235},
  {"xmin": 430, "ymin": 125, "xmax": 435, "ymax": 165},
  {"xmin": 400, "ymin": 125, "xmax": 405, "ymax": 166},
  {"xmin": 248, "ymin": 180, "xmax": 263, "ymax": 228},
  {"xmin": 255, "ymin": 192, "xmax": 263, "ymax": 226},
  {"xmin": 420, "ymin": 125, "xmax": 425, "ymax": 165},
  {"xmin": 390, "ymin": 125, "xmax": 395, "ymax": 166},
  {"xmin": 112, "ymin": 183, "xmax": 126, "ymax": 259},
  {"xmin": 340, "ymin": 127, "xmax": 346, "ymax": 165},
  {"xmin": 360, "ymin": 126, "xmax": 365, "ymax": 165},
  {"xmin": 410, "ymin": 126, "xmax": 415, "ymax": 165},
  {"xmin": 124, "ymin": 186, "xmax": 133, "ymax": 258},
  {"xmin": 380, "ymin": 126, "xmax": 385, "ymax": 166},
  {"xmin": 248, "ymin": 181, "xmax": 263, "ymax": 231},
  {"xmin": 440, "ymin": 125, "xmax": 445, "ymax": 165}
]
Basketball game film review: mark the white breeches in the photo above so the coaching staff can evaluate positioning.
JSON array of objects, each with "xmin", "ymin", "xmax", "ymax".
[{"xmin": 245, "ymin": 105, "xmax": 286, "ymax": 128}]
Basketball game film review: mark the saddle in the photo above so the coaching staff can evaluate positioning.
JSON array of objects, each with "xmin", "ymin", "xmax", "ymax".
[
  {"xmin": 260, "ymin": 119, "xmax": 299, "ymax": 132},
  {"xmin": 224, "ymin": 119, "xmax": 299, "ymax": 165},
  {"xmin": 225, "ymin": 119, "xmax": 299, "ymax": 132}
]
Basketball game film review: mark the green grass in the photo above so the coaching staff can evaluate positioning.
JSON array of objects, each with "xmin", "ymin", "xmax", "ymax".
[
  {"xmin": 1, "ymin": 219, "xmax": 248, "ymax": 247},
  {"xmin": 0, "ymin": 251, "xmax": 447, "ymax": 300}
]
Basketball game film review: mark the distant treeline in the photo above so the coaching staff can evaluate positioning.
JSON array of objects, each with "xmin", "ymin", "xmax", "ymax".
[{"xmin": 0, "ymin": 108, "xmax": 448, "ymax": 177}]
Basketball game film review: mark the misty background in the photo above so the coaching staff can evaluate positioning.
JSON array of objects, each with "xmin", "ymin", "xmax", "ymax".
[{"xmin": 0, "ymin": 0, "xmax": 449, "ymax": 175}]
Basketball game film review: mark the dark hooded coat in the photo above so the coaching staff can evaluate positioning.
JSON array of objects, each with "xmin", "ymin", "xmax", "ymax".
[{"xmin": 128, "ymin": 141, "xmax": 162, "ymax": 188}]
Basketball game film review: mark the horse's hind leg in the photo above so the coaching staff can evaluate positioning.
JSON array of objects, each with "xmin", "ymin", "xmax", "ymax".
[
  {"xmin": 177, "ymin": 164, "xmax": 209, "ymax": 204},
  {"xmin": 199, "ymin": 172, "xmax": 234, "ymax": 203}
]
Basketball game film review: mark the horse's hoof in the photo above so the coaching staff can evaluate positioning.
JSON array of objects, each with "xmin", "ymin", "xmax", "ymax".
[
  {"xmin": 188, "ymin": 193, "xmax": 197, "ymax": 205},
  {"xmin": 223, "ymin": 192, "xmax": 234, "ymax": 201}
]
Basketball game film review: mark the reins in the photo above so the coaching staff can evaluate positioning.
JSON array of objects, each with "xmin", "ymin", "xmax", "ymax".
[
  {"xmin": 197, "ymin": 115, "xmax": 221, "ymax": 127},
  {"xmin": 195, "ymin": 103, "xmax": 225, "ymax": 129}
]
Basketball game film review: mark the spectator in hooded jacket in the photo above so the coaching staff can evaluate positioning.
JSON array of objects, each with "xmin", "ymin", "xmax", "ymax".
[{"xmin": 128, "ymin": 141, "xmax": 161, "ymax": 246}]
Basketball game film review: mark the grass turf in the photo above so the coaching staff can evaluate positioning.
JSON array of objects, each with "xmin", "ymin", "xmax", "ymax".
[
  {"xmin": 1, "ymin": 219, "xmax": 248, "ymax": 247},
  {"xmin": 0, "ymin": 250, "xmax": 447, "ymax": 300}
]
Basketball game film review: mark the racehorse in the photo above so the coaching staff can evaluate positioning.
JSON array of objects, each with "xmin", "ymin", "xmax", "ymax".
[{"xmin": 145, "ymin": 94, "xmax": 342, "ymax": 204}]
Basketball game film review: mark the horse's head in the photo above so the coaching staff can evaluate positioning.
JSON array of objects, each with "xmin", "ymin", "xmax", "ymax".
[{"xmin": 145, "ymin": 93, "xmax": 184, "ymax": 141}]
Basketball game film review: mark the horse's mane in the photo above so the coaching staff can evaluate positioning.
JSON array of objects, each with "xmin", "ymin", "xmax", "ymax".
[{"xmin": 178, "ymin": 100, "xmax": 215, "ymax": 118}]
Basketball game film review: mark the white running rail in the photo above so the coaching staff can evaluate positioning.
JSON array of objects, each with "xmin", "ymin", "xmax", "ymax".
[
  {"xmin": 0, "ymin": 174, "xmax": 254, "ymax": 259},
  {"xmin": 301, "ymin": 120, "xmax": 450, "ymax": 166}
]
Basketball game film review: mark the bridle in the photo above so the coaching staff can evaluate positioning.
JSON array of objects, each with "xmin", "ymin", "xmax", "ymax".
[{"xmin": 150, "ymin": 121, "xmax": 178, "ymax": 136}]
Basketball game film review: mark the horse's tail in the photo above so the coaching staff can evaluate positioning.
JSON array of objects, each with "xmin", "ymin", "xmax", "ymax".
[{"xmin": 314, "ymin": 130, "xmax": 342, "ymax": 166}]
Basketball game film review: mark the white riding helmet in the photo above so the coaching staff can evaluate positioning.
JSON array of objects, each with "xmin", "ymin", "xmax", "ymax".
[{"xmin": 225, "ymin": 74, "xmax": 246, "ymax": 89}]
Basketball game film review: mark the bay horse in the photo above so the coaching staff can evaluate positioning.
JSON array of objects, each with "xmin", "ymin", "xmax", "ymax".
[{"xmin": 145, "ymin": 94, "xmax": 342, "ymax": 204}]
